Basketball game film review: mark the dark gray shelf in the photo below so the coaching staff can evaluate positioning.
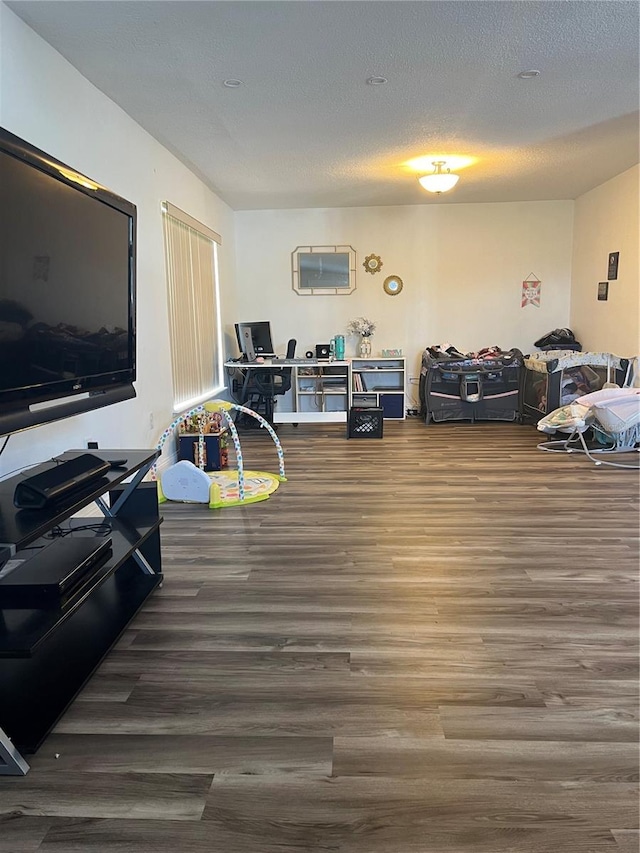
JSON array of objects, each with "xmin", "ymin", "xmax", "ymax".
[
  {"xmin": 0, "ymin": 449, "xmax": 163, "ymax": 766},
  {"xmin": 0, "ymin": 449, "xmax": 158, "ymax": 551},
  {"xmin": 1, "ymin": 561, "xmax": 161, "ymax": 752},
  {"xmin": 0, "ymin": 517, "xmax": 161, "ymax": 658}
]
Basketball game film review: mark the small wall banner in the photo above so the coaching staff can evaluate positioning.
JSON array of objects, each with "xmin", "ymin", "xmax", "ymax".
[{"xmin": 521, "ymin": 274, "xmax": 541, "ymax": 308}]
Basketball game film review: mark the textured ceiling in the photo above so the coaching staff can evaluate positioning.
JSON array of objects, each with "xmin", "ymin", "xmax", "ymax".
[{"xmin": 7, "ymin": 0, "xmax": 640, "ymax": 209}]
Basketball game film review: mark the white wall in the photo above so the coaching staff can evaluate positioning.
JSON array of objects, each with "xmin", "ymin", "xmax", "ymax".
[
  {"xmin": 235, "ymin": 201, "xmax": 574, "ymax": 379},
  {"xmin": 570, "ymin": 165, "xmax": 639, "ymax": 357},
  {"xmin": 0, "ymin": 4, "xmax": 238, "ymax": 477},
  {"xmin": 3, "ymin": 0, "xmax": 635, "ymax": 482}
]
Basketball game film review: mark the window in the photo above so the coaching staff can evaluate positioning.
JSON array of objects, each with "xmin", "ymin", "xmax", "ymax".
[{"xmin": 162, "ymin": 202, "xmax": 223, "ymax": 411}]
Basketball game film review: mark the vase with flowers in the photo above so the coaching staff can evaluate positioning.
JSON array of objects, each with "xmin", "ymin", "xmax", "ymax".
[{"xmin": 347, "ymin": 317, "xmax": 376, "ymax": 358}]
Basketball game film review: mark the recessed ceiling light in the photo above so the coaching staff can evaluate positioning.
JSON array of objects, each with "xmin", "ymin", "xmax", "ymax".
[
  {"xmin": 517, "ymin": 70, "xmax": 540, "ymax": 79},
  {"xmin": 366, "ymin": 76, "xmax": 387, "ymax": 85},
  {"xmin": 223, "ymin": 79, "xmax": 243, "ymax": 88}
]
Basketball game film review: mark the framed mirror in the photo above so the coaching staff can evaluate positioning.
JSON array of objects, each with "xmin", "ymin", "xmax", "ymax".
[
  {"xmin": 383, "ymin": 275, "xmax": 403, "ymax": 296},
  {"xmin": 292, "ymin": 245, "xmax": 356, "ymax": 296}
]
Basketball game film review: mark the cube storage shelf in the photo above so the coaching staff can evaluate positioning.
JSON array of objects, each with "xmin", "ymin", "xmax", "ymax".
[
  {"xmin": 264, "ymin": 361, "xmax": 350, "ymax": 423},
  {"xmin": 351, "ymin": 357, "xmax": 406, "ymax": 420},
  {"xmin": 296, "ymin": 363, "xmax": 350, "ymax": 417}
]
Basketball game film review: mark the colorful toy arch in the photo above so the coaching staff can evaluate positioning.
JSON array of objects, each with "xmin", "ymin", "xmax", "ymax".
[{"xmin": 154, "ymin": 400, "xmax": 286, "ymax": 508}]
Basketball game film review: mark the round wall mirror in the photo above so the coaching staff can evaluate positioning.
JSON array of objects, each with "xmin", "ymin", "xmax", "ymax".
[{"xmin": 383, "ymin": 275, "xmax": 403, "ymax": 296}]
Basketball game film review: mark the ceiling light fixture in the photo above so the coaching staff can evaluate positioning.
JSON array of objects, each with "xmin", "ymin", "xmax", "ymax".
[
  {"xmin": 418, "ymin": 161, "xmax": 460, "ymax": 194},
  {"xmin": 366, "ymin": 76, "xmax": 387, "ymax": 85},
  {"xmin": 223, "ymin": 79, "xmax": 243, "ymax": 88},
  {"xmin": 517, "ymin": 69, "xmax": 540, "ymax": 79}
]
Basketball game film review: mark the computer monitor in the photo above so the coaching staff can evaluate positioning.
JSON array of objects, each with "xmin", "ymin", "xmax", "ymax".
[{"xmin": 235, "ymin": 322, "xmax": 275, "ymax": 358}]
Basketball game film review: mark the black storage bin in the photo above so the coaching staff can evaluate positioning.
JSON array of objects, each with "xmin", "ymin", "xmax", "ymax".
[
  {"xmin": 178, "ymin": 433, "xmax": 226, "ymax": 471},
  {"xmin": 380, "ymin": 393, "xmax": 404, "ymax": 419},
  {"xmin": 347, "ymin": 407, "xmax": 384, "ymax": 438}
]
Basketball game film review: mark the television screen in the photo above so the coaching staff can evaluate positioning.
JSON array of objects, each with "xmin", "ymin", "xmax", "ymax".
[{"xmin": 0, "ymin": 128, "xmax": 136, "ymax": 433}]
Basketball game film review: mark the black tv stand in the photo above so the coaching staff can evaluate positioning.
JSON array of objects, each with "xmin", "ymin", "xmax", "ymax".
[{"xmin": 0, "ymin": 449, "xmax": 163, "ymax": 775}]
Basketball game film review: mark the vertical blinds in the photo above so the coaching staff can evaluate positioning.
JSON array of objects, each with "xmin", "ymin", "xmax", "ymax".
[{"xmin": 162, "ymin": 203, "xmax": 222, "ymax": 410}]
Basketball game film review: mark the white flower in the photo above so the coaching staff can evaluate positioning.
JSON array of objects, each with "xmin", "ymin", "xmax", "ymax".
[{"xmin": 347, "ymin": 317, "xmax": 376, "ymax": 337}]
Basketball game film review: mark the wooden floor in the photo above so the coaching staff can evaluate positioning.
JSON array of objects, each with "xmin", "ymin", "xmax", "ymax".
[{"xmin": 2, "ymin": 419, "xmax": 638, "ymax": 852}]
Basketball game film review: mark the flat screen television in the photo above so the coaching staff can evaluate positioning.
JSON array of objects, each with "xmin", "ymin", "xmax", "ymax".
[{"xmin": 0, "ymin": 127, "xmax": 136, "ymax": 435}]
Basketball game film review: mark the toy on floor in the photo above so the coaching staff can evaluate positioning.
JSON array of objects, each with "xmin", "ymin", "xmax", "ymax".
[{"xmin": 154, "ymin": 400, "xmax": 286, "ymax": 508}]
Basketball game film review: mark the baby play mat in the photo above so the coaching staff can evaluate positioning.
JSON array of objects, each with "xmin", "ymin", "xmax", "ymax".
[
  {"xmin": 156, "ymin": 400, "xmax": 287, "ymax": 509},
  {"xmin": 208, "ymin": 469, "xmax": 281, "ymax": 508},
  {"xmin": 159, "ymin": 460, "xmax": 281, "ymax": 509}
]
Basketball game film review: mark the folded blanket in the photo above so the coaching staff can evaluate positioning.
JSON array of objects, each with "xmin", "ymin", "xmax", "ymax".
[
  {"xmin": 592, "ymin": 396, "xmax": 640, "ymax": 435},
  {"xmin": 575, "ymin": 387, "xmax": 640, "ymax": 407}
]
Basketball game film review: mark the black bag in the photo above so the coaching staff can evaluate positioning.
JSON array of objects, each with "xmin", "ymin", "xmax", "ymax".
[{"xmin": 534, "ymin": 328, "xmax": 582, "ymax": 350}]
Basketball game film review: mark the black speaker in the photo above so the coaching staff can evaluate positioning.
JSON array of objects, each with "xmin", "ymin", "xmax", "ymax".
[
  {"xmin": 108, "ymin": 481, "xmax": 161, "ymax": 572},
  {"xmin": 316, "ymin": 344, "xmax": 330, "ymax": 359},
  {"xmin": 13, "ymin": 454, "xmax": 111, "ymax": 509},
  {"xmin": 108, "ymin": 480, "xmax": 159, "ymax": 521}
]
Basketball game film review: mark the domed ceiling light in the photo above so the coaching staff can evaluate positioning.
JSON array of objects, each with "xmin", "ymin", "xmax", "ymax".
[{"xmin": 418, "ymin": 161, "xmax": 460, "ymax": 194}]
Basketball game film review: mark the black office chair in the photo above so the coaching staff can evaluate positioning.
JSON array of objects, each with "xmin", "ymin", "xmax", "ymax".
[
  {"xmin": 245, "ymin": 339, "xmax": 296, "ymax": 425},
  {"xmin": 284, "ymin": 338, "xmax": 297, "ymax": 361}
]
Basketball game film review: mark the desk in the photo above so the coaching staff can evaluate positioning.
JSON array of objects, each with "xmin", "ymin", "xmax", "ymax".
[{"xmin": 225, "ymin": 360, "xmax": 351, "ymax": 423}]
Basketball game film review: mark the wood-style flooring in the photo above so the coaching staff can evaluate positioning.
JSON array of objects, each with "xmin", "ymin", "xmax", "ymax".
[{"xmin": 1, "ymin": 419, "xmax": 638, "ymax": 852}]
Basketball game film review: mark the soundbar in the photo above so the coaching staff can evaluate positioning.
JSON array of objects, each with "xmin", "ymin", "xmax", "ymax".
[
  {"xmin": 13, "ymin": 453, "xmax": 111, "ymax": 509},
  {"xmin": 0, "ymin": 536, "xmax": 113, "ymax": 607}
]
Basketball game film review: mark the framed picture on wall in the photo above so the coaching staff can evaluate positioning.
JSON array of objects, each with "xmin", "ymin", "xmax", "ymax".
[
  {"xmin": 597, "ymin": 281, "xmax": 609, "ymax": 301},
  {"xmin": 521, "ymin": 279, "xmax": 541, "ymax": 308},
  {"xmin": 607, "ymin": 252, "xmax": 619, "ymax": 280}
]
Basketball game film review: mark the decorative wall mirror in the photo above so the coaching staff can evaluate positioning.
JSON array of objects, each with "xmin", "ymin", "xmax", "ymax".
[
  {"xmin": 363, "ymin": 254, "xmax": 383, "ymax": 274},
  {"xmin": 383, "ymin": 275, "xmax": 403, "ymax": 296},
  {"xmin": 292, "ymin": 245, "xmax": 357, "ymax": 295}
]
